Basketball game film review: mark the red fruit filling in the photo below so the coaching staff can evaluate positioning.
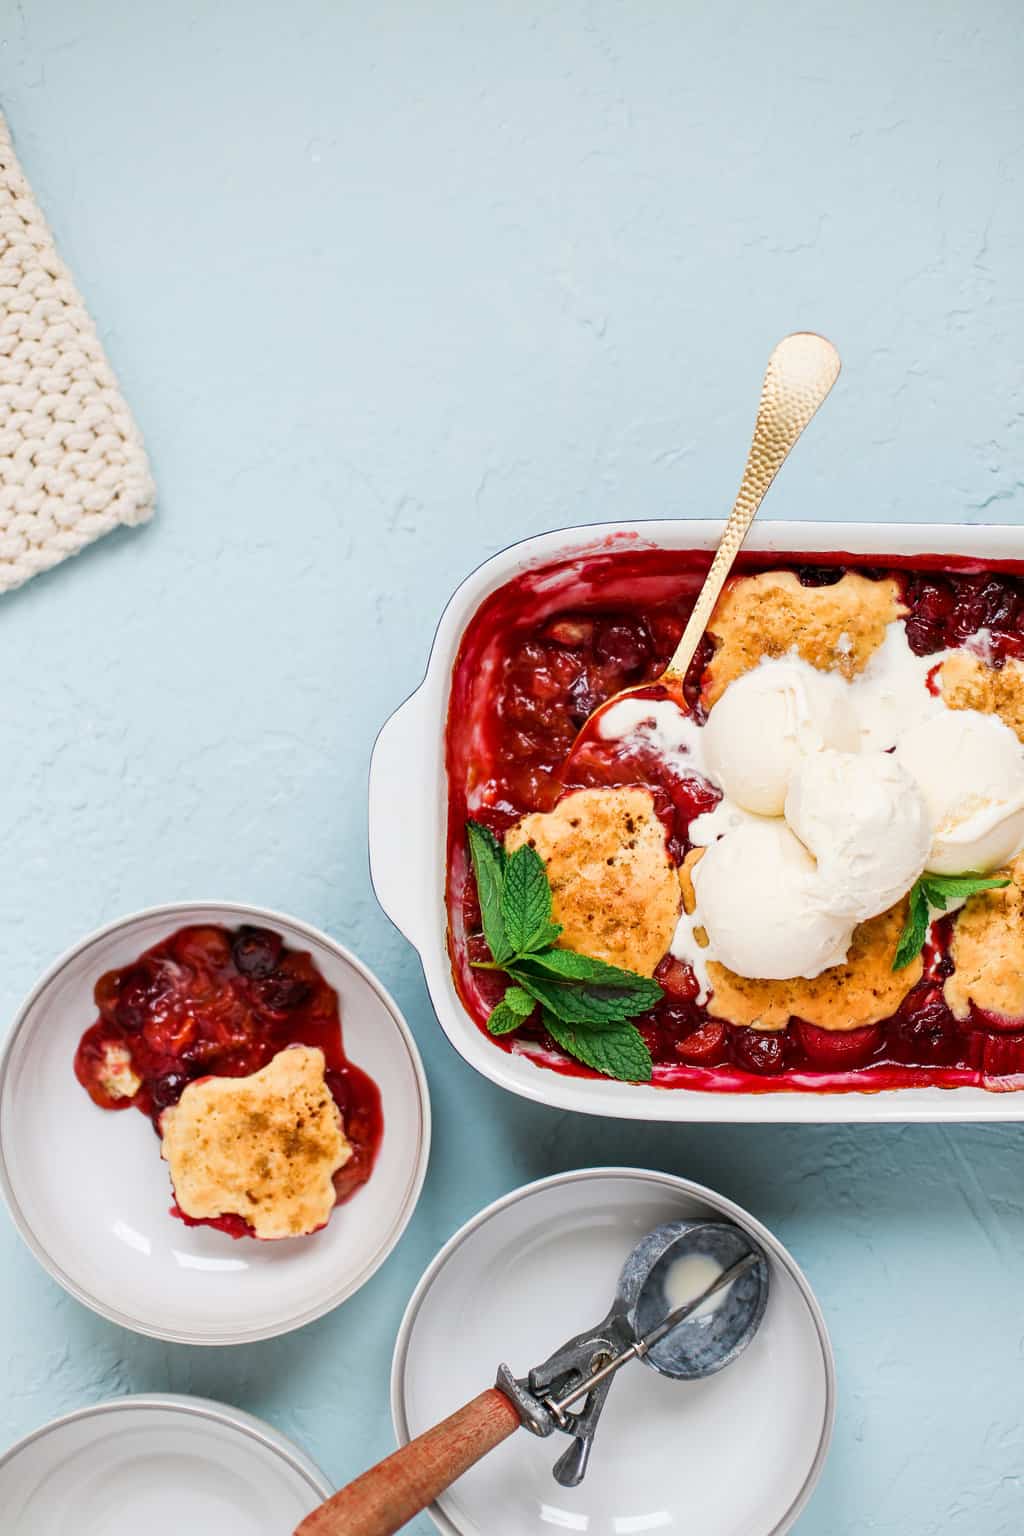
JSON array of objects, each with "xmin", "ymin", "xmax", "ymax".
[
  {"xmin": 74, "ymin": 924, "xmax": 383, "ymax": 1234},
  {"xmin": 901, "ymin": 571, "xmax": 1024, "ymax": 663},
  {"xmin": 445, "ymin": 547, "xmax": 1024, "ymax": 1092},
  {"xmin": 793, "ymin": 1021, "xmax": 883, "ymax": 1071}
]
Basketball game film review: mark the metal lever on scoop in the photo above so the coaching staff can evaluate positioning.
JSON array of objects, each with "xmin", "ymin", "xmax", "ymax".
[{"xmin": 504, "ymin": 1250, "xmax": 759, "ymax": 1487}]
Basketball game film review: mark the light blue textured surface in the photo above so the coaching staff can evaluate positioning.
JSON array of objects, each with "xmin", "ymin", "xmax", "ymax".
[{"xmin": 1, "ymin": 3, "xmax": 1023, "ymax": 1531}]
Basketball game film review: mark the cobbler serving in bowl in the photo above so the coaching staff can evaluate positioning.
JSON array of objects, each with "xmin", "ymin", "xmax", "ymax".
[
  {"xmin": 75, "ymin": 923, "xmax": 383, "ymax": 1237},
  {"xmin": 446, "ymin": 546, "xmax": 1024, "ymax": 1094}
]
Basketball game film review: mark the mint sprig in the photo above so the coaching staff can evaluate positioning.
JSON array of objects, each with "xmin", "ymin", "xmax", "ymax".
[
  {"xmin": 501, "ymin": 844, "xmax": 561, "ymax": 954},
  {"xmin": 892, "ymin": 872, "xmax": 1011, "ymax": 971},
  {"xmin": 466, "ymin": 819, "xmax": 659, "ymax": 1082},
  {"xmin": 541, "ymin": 1009, "xmax": 653, "ymax": 1082},
  {"xmin": 485, "ymin": 985, "xmax": 536, "ymax": 1035},
  {"xmin": 466, "ymin": 821, "xmax": 511, "ymax": 965},
  {"xmin": 512, "ymin": 959, "xmax": 662, "ymax": 1026},
  {"xmin": 892, "ymin": 882, "xmax": 930, "ymax": 972}
]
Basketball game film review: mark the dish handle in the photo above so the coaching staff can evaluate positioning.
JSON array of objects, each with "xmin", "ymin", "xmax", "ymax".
[{"xmin": 369, "ymin": 686, "xmax": 438, "ymax": 954}]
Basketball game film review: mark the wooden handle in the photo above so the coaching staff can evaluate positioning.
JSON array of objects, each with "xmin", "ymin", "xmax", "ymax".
[{"xmin": 295, "ymin": 1387, "xmax": 521, "ymax": 1536}]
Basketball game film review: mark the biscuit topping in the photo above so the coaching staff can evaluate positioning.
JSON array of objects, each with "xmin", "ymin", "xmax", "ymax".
[
  {"xmin": 680, "ymin": 852, "xmax": 922, "ymax": 1031},
  {"xmin": 506, "ymin": 786, "xmax": 680, "ymax": 976},
  {"xmin": 703, "ymin": 570, "xmax": 905, "ymax": 706},
  {"xmin": 160, "ymin": 1046, "xmax": 351, "ymax": 1241},
  {"xmin": 945, "ymin": 856, "xmax": 1024, "ymax": 1023},
  {"xmin": 940, "ymin": 652, "xmax": 1024, "ymax": 743}
]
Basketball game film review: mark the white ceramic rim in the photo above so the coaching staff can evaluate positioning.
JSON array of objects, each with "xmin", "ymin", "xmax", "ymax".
[
  {"xmin": 369, "ymin": 516, "xmax": 1024, "ymax": 1122},
  {"xmin": 0, "ymin": 899, "xmax": 432, "ymax": 1344},
  {"xmin": 390, "ymin": 1165, "xmax": 836, "ymax": 1536},
  {"xmin": 0, "ymin": 1392, "xmax": 333, "ymax": 1501}
]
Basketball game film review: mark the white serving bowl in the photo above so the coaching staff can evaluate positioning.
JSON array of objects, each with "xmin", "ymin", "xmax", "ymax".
[
  {"xmin": 0, "ymin": 901, "xmax": 431, "ymax": 1343},
  {"xmin": 369, "ymin": 518, "xmax": 1024, "ymax": 1123},
  {"xmin": 0, "ymin": 1394, "xmax": 331, "ymax": 1534},
  {"xmin": 392, "ymin": 1167, "xmax": 834, "ymax": 1536}
]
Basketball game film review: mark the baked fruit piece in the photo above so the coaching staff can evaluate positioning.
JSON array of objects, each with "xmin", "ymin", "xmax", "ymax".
[
  {"xmin": 94, "ymin": 1040, "xmax": 142, "ymax": 1102},
  {"xmin": 944, "ymin": 855, "xmax": 1024, "ymax": 1022},
  {"xmin": 940, "ymin": 652, "xmax": 1024, "ymax": 743},
  {"xmin": 160, "ymin": 1046, "xmax": 351, "ymax": 1240},
  {"xmin": 703, "ymin": 570, "xmax": 905, "ymax": 706},
  {"xmin": 679, "ymin": 851, "xmax": 922, "ymax": 1031},
  {"xmin": 505, "ymin": 786, "xmax": 680, "ymax": 976}
]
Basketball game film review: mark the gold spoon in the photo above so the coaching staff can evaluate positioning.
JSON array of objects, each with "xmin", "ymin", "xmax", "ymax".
[{"xmin": 565, "ymin": 332, "xmax": 841, "ymax": 757}]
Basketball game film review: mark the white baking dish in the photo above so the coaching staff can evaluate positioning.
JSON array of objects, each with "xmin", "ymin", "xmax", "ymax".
[{"xmin": 368, "ymin": 519, "xmax": 1024, "ymax": 1123}]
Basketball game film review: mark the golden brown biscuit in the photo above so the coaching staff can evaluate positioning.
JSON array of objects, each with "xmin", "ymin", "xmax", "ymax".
[
  {"xmin": 506, "ymin": 786, "xmax": 680, "ymax": 976},
  {"xmin": 703, "ymin": 571, "xmax": 906, "ymax": 707},
  {"xmin": 944, "ymin": 856, "xmax": 1024, "ymax": 1022},
  {"xmin": 161, "ymin": 1046, "xmax": 351, "ymax": 1240},
  {"xmin": 680, "ymin": 850, "xmax": 922, "ymax": 1031},
  {"xmin": 940, "ymin": 652, "xmax": 1024, "ymax": 744}
]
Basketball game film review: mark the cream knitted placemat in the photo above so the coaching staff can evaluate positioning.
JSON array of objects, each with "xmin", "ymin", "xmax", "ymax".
[{"xmin": 0, "ymin": 116, "xmax": 155, "ymax": 594}]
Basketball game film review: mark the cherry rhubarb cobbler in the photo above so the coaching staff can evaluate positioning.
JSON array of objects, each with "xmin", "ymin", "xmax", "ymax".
[
  {"xmin": 446, "ymin": 546, "xmax": 1024, "ymax": 1092},
  {"xmin": 75, "ymin": 924, "xmax": 383, "ymax": 1237}
]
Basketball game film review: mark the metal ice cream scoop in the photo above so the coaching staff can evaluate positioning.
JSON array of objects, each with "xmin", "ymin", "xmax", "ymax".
[
  {"xmin": 504, "ymin": 1217, "xmax": 768, "ymax": 1487},
  {"xmin": 296, "ymin": 1218, "xmax": 769, "ymax": 1536}
]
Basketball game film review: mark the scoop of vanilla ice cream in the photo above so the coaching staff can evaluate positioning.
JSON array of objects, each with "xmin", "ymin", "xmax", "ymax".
[
  {"xmin": 894, "ymin": 709, "xmax": 1024, "ymax": 875},
  {"xmin": 693, "ymin": 817, "xmax": 855, "ymax": 980},
  {"xmin": 785, "ymin": 749, "xmax": 930, "ymax": 919},
  {"xmin": 702, "ymin": 659, "xmax": 858, "ymax": 816}
]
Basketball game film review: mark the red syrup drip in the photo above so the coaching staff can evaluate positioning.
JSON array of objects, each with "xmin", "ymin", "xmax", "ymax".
[
  {"xmin": 445, "ymin": 549, "xmax": 1024, "ymax": 1092},
  {"xmin": 74, "ymin": 923, "xmax": 383, "ymax": 1237}
]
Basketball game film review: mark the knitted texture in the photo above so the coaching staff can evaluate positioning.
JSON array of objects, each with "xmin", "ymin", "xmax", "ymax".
[{"xmin": 0, "ymin": 116, "xmax": 155, "ymax": 593}]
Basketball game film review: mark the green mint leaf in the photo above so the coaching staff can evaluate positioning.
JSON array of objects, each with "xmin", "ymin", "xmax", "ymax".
[
  {"xmin": 516, "ymin": 947, "xmax": 664, "ymax": 1000},
  {"xmin": 892, "ymin": 881, "xmax": 930, "ymax": 971},
  {"xmin": 486, "ymin": 1001, "xmax": 522, "ymax": 1036},
  {"xmin": 501, "ymin": 844, "xmax": 554, "ymax": 955},
  {"xmin": 467, "ymin": 817, "xmax": 506, "ymax": 869},
  {"xmin": 466, "ymin": 820, "xmax": 512, "ymax": 964},
  {"xmin": 510, "ymin": 962, "xmax": 661, "ymax": 1025},
  {"xmin": 527, "ymin": 921, "xmax": 564, "ymax": 951},
  {"xmin": 920, "ymin": 873, "xmax": 1011, "ymax": 910},
  {"xmin": 502, "ymin": 985, "xmax": 536, "ymax": 1018},
  {"xmin": 470, "ymin": 826, "xmax": 662, "ymax": 1067},
  {"xmin": 542, "ymin": 1010, "xmax": 653, "ymax": 1082},
  {"xmin": 893, "ymin": 870, "xmax": 1013, "ymax": 971}
]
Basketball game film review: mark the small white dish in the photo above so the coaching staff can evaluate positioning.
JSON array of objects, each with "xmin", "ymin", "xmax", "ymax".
[
  {"xmin": 0, "ymin": 1393, "xmax": 332, "ymax": 1534},
  {"xmin": 392, "ymin": 1167, "xmax": 834, "ymax": 1536},
  {"xmin": 0, "ymin": 901, "xmax": 431, "ymax": 1344}
]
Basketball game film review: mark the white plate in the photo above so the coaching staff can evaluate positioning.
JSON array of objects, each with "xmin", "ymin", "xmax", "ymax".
[
  {"xmin": 0, "ymin": 901, "xmax": 431, "ymax": 1344},
  {"xmin": 392, "ymin": 1168, "xmax": 833, "ymax": 1536},
  {"xmin": 0, "ymin": 1394, "xmax": 331, "ymax": 1535},
  {"xmin": 370, "ymin": 517, "xmax": 1024, "ymax": 1121}
]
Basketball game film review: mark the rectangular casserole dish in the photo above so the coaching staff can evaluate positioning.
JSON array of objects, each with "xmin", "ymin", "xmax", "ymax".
[{"xmin": 368, "ymin": 519, "xmax": 1024, "ymax": 1123}]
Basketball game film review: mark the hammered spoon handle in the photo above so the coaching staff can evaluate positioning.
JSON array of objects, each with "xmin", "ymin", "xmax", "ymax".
[{"xmin": 663, "ymin": 332, "xmax": 841, "ymax": 686}]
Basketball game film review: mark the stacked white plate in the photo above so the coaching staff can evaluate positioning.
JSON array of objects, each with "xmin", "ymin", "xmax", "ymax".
[{"xmin": 0, "ymin": 1396, "xmax": 331, "ymax": 1535}]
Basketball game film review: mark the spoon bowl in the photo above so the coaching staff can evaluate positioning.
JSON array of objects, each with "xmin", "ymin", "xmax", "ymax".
[{"xmin": 623, "ymin": 1219, "xmax": 769, "ymax": 1379}]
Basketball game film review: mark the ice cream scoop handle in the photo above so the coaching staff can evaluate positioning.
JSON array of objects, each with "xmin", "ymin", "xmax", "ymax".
[
  {"xmin": 663, "ymin": 332, "xmax": 841, "ymax": 685},
  {"xmin": 293, "ymin": 1387, "xmax": 521, "ymax": 1536}
]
